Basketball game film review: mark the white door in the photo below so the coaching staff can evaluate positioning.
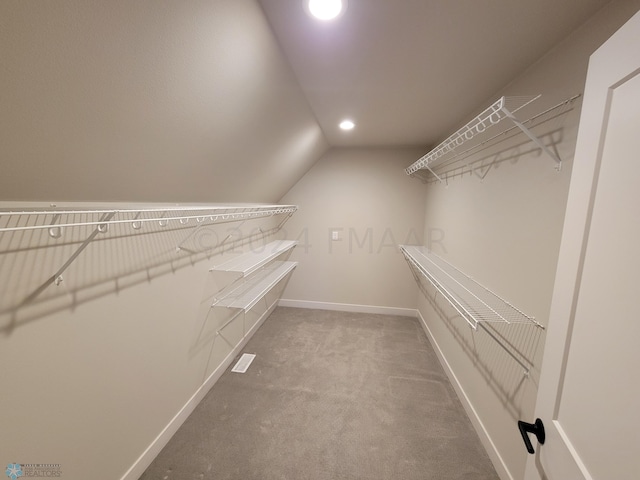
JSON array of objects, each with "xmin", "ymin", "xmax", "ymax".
[{"xmin": 523, "ymin": 10, "xmax": 640, "ymax": 480}]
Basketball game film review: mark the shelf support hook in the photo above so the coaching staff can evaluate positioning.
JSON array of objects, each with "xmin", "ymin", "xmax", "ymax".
[{"xmin": 48, "ymin": 214, "xmax": 63, "ymax": 239}]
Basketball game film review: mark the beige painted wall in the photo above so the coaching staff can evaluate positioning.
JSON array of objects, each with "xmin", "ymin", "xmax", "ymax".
[
  {"xmin": 0, "ymin": 0, "xmax": 324, "ymax": 477},
  {"xmin": 278, "ymin": 147, "xmax": 426, "ymax": 313},
  {"xmin": 0, "ymin": 0, "xmax": 327, "ymax": 203},
  {"xmin": 416, "ymin": 1, "xmax": 640, "ymax": 479},
  {"xmin": 0, "ymin": 204, "xmax": 293, "ymax": 479}
]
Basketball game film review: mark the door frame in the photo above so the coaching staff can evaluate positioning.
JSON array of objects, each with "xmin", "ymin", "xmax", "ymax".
[{"xmin": 524, "ymin": 9, "xmax": 640, "ymax": 480}]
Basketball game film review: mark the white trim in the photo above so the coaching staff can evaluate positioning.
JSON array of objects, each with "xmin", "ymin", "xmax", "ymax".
[
  {"xmin": 278, "ymin": 298, "xmax": 418, "ymax": 318},
  {"xmin": 416, "ymin": 309, "xmax": 514, "ymax": 480},
  {"xmin": 120, "ymin": 301, "xmax": 278, "ymax": 480}
]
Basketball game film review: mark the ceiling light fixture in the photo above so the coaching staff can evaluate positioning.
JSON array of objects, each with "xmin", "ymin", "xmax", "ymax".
[
  {"xmin": 307, "ymin": 0, "xmax": 344, "ymax": 21},
  {"xmin": 339, "ymin": 119, "xmax": 355, "ymax": 131}
]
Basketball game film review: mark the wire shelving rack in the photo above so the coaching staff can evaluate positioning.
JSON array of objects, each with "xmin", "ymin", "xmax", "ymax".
[
  {"xmin": 405, "ymin": 94, "xmax": 581, "ymax": 181},
  {"xmin": 0, "ymin": 203, "xmax": 297, "ymax": 304},
  {"xmin": 0, "ymin": 204, "xmax": 297, "ymax": 236},
  {"xmin": 401, "ymin": 245, "xmax": 544, "ymax": 374}
]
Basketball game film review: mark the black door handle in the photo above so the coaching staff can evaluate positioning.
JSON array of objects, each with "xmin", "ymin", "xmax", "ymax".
[{"xmin": 518, "ymin": 418, "xmax": 545, "ymax": 454}]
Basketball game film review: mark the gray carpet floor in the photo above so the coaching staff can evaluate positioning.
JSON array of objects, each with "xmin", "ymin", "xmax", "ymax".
[{"xmin": 139, "ymin": 307, "xmax": 499, "ymax": 480}]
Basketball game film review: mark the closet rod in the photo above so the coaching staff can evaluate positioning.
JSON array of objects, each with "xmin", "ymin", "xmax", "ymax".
[{"xmin": 0, "ymin": 204, "xmax": 293, "ymax": 216}]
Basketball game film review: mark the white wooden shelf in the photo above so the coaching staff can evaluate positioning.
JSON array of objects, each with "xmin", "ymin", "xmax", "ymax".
[
  {"xmin": 214, "ymin": 260, "xmax": 297, "ymax": 312},
  {"xmin": 401, "ymin": 245, "xmax": 543, "ymax": 374}
]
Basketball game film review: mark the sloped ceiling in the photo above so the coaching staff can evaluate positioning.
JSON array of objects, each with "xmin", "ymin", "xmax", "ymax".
[
  {"xmin": 0, "ymin": 0, "xmax": 612, "ymax": 204},
  {"xmin": 259, "ymin": 0, "xmax": 611, "ymax": 147},
  {"xmin": 0, "ymin": 0, "xmax": 327, "ymax": 204}
]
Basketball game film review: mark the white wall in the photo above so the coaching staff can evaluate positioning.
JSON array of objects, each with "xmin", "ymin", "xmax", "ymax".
[
  {"xmin": 416, "ymin": 1, "xmax": 640, "ymax": 479},
  {"xmin": 0, "ymin": 0, "xmax": 324, "ymax": 478},
  {"xmin": 0, "ymin": 205, "xmax": 293, "ymax": 479},
  {"xmin": 278, "ymin": 147, "xmax": 426, "ymax": 314},
  {"xmin": 0, "ymin": 0, "xmax": 327, "ymax": 203}
]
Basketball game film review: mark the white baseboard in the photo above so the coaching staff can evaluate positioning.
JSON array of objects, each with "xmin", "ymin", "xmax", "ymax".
[
  {"xmin": 278, "ymin": 298, "xmax": 418, "ymax": 318},
  {"xmin": 120, "ymin": 301, "xmax": 278, "ymax": 480},
  {"xmin": 415, "ymin": 310, "xmax": 514, "ymax": 480}
]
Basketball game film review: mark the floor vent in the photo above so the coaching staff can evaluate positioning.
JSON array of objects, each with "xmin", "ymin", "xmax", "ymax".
[{"xmin": 231, "ymin": 353, "xmax": 256, "ymax": 373}]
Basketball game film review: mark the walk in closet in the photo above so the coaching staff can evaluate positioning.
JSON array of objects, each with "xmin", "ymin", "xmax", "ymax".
[{"xmin": 2, "ymin": 1, "xmax": 639, "ymax": 480}]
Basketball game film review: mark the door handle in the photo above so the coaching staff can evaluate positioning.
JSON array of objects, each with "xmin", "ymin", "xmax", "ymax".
[{"xmin": 518, "ymin": 418, "xmax": 545, "ymax": 454}]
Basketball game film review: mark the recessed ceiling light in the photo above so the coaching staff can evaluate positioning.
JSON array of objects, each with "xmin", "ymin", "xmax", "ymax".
[
  {"xmin": 339, "ymin": 119, "xmax": 355, "ymax": 131},
  {"xmin": 307, "ymin": 0, "xmax": 345, "ymax": 21}
]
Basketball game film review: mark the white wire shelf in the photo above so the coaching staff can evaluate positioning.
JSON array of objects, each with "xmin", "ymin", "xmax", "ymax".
[
  {"xmin": 400, "ymin": 245, "xmax": 541, "ymax": 330},
  {"xmin": 0, "ymin": 204, "xmax": 298, "ymax": 235},
  {"xmin": 209, "ymin": 240, "xmax": 297, "ymax": 278},
  {"xmin": 0, "ymin": 203, "xmax": 297, "ymax": 307},
  {"xmin": 405, "ymin": 95, "xmax": 577, "ymax": 179},
  {"xmin": 214, "ymin": 260, "xmax": 297, "ymax": 312},
  {"xmin": 401, "ymin": 245, "xmax": 543, "ymax": 375}
]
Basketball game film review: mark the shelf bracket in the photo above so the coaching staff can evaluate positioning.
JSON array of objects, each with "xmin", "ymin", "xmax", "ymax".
[
  {"xmin": 425, "ymin": 165, "xmax": 444, "ymax": 183},
  {"xmin": 501, "ymin": 107, "xmax": 562, "ymax": 171},
  {"xmin": 175, "ymin": 222, "xmax": 209, "ymax": 254},
  {"xmin": 20, "ymin": 211, "xmax": 116, "ymax": 305}
]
